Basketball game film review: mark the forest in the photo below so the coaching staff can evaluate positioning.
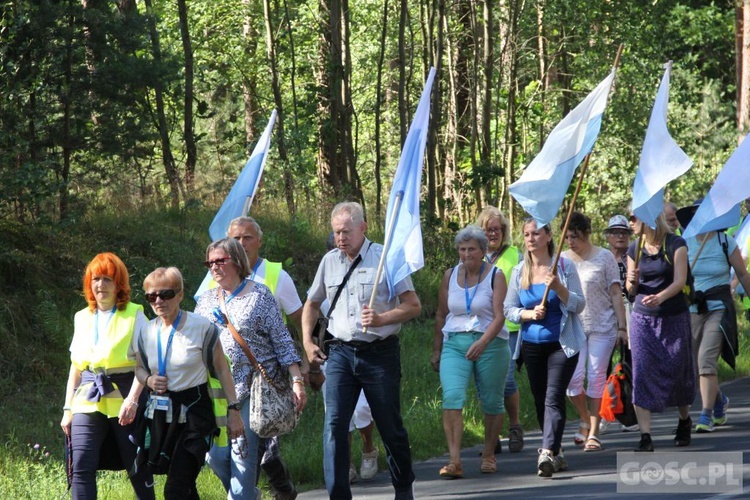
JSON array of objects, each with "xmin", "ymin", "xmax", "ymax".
[{"xmin": 1, "ymin": 0, "xmax": 748, "ymax": 234}]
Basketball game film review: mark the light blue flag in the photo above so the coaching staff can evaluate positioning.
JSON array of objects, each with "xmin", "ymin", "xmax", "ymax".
[
  {"xmin": 682, "ymin": 135, "xmax": 750, "ymax": 238},
  {"xmin": 384, "ymin": 67, "xmax": 435, "ymax": 299},
  {"xmin": 194, "ymin": 110, "xmax": 277, "ymax": 300},
  {"xmin": 509, "ymin": 69, "xmax": 615, "ymax": 226},
  {"xmin": 632, "ymin": 62, "xmax": 692, "ymax": 228}
]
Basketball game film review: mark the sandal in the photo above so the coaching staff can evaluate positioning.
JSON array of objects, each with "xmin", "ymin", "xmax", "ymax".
[
  {"xmin": 439, "ymin": 462, "xmax": 463, "ymax": 479},
  {"xmin": 573, "ymin": 421, "xmax": 591, "ymax": 446},
  {"xmin": 584, "ymin": 435, "xmax": 603, "ymax": 452},
  {"xmin": 480, "ymin": 455, "xmax": 496, "ymax": 473}
]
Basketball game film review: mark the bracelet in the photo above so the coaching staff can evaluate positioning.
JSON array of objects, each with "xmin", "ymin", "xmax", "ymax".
[
  {"xmin": 617, "ymin": 327, "xmax": 627, "ymax": 332},
  {"xmin": 309, "ymin": 370, "xmax": 322, "ymax": 374},
  {"xmin": 292, "ymin": 375, "xmax": 304, "ymax": 385},
  {"xmin": 63, "ymin": 406, "xmax": 71, "ymax": 411},
  {"xmin": 124, "ymin": 398, "xmax": 138, "ymax": 407},
  {"xmin": 145, "ymin": 375, "xmax": 151, "ymax": 388}
]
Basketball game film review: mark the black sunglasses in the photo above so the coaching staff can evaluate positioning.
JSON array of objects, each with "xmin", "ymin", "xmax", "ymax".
[
  {"xmin": 145, "ymin": 289, "xmax": 178, "ymax": 303},
  {"xmin": 204, "ymin": 258, "xmax": 232, "ymax": 269},
  {"xmin": 629, "ymin": 215, "xmax": 638, "ymax": 222}
]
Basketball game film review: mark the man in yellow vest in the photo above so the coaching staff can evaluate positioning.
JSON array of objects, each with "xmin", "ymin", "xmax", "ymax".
[{"xmin": 228, "ymin": 216, "xmax": 306, "ymax": 500}]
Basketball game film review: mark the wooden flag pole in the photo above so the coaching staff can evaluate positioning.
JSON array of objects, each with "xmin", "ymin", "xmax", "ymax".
[{"xmin": 363, "ymin": 191, "xmax": 404, "ymax": 334}]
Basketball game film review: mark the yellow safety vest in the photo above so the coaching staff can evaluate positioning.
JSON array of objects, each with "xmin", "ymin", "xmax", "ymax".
[
  {"xmin": 494, "ymin": 246, "xmax": 520, "ymax": 333},
  {"xmin": 70, "ymin": 303, "xmax": 141, "ymax": 417}
]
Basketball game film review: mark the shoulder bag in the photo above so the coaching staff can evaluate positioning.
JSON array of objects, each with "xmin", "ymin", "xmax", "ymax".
[
  {"xmin": 220, "ymin": 291, "xmax": 299, "ymax": 438},
  {"xmin": 311, "ymin": 253, "xmax": 363, "ymax": 353}
]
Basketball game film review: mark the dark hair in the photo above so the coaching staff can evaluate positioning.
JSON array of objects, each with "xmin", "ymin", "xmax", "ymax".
[{"xmin": 564, "ymin": 211, "xmax": 591, "ymax": 237}]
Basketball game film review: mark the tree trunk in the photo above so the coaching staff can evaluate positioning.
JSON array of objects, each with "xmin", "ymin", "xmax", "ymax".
[
  {"xmin": 737, "ymin": 0, "xmax": 750, "ymax": 135},
  {"xmin": 427, "ymin": 0, "xmax": 446, "ymax": 222},
  {"xmin": 480, "ymin": 0, "xmax": 493, "ymax": 204},
  {"xmin": 263, "ymin": 0, "xmax": 296, "ymax": 215},
  {"xmin": 398, "ymin": 0, "xmax": 408, "ymax": 144},
  {"xmin": 374, "ymin": 0, "xmax": 390, "ymax": 222},
  {"xmin": 177, "ymin": 0, "xmax": 196, "ymax": 195},
  {"xmin": 243, "ymin": 0, "xmax": 259, "ymax": 144},
  {"xmin": 144, "ymin": 0, "xmax": 180, "ymax": 209},
  {"xmin": 282, "ymin": 0, "xmax": 300, "ymax": 130}
]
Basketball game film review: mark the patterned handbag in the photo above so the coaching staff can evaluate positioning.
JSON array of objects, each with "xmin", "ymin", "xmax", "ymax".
[{"xmin": 220, "ymin": 293, "xmax": 299, "ymax": 438}]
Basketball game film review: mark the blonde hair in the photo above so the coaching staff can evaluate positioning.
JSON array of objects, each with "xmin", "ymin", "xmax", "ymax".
[
  {"xmin": 643, "ymin": 213, "xmax": 671, "ymax": 246},
  {"xmin": 143, "ymin": 267, "xmax": 184, "ymax": 292},
  {"xmin": 520, "ymin": 220, "xmax": 554, "ymax": 289},
  {"xmin": 476, "ymin": 206, "xmax": 510, "ymax": 246}
]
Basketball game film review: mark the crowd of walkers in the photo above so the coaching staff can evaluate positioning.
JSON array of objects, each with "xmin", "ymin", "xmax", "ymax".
[{"xmin": 60, "ymin": 199, "xmax": 746, "ymax": 499}]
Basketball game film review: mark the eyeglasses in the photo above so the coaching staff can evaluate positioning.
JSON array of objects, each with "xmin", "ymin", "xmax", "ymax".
[
  {"xmin": 144, "ymin": 290, "xmax": 178, "ymax": 303},
  {"xmin": 485, "ymin": 226, "xmax": 503, "ymax": 235},
  {"xmin": 608, "ymin": 230, "xmax": 630, "ymax": 237},
  {"xmin": 204, "ymin": 258, "xmax": 232, "ymax": 269},
  {"xmin": 629, "ymin": 215, "xmax": 638, "ymax": 222}
]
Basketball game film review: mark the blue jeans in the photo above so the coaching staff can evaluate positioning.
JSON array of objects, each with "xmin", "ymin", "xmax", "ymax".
[
  {"xmin": 324, "ymin": 336, "xmax": 414, "ymax": 499},
  {"xmin": 207, "ymin": 397, "xmax": 261, "ymax": 500}
]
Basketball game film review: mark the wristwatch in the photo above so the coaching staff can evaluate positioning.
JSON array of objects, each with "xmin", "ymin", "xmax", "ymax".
[{"xmin": 227, "ymin": 401, "xmax": 241, "ymax": 411}]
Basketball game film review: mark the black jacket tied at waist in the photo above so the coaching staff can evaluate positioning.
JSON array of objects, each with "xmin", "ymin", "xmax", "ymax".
[
  {"xmin": 82, "ymin": 369, "xmax": 134, "ymax": 403},
  {"xmin": 695, "ymin": 284, "xmax": 738, "ymax": 370}
]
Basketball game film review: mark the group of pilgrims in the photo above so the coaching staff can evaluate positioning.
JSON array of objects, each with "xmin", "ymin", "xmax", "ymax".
[{"xmin": 59, "ymin": 197, "xmax": 748, "ymax": 499}]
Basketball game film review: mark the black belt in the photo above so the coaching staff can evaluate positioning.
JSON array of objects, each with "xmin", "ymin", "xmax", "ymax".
[{"xmin": 326, "ymin": 335, "xmax": 398, "ymax": 350}]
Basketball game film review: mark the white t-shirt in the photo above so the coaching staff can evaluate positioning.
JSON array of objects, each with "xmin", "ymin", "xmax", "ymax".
[
  {"xmin": 254, "ymin": 259, "xmax": 303, "ymax": 316},
  {"xmin": 562, "ymin": 247, "xmax": 620, "ymax": 336},
  {"xmin": 134, "ymin": 311, "xmax": 218, "ymax": 392}
]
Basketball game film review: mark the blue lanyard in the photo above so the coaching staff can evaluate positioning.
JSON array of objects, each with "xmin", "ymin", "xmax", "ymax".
[
  {"xmin": 94, "ymin": 307, "xmax": 116, "ymax": 345},
  {"xmin": 464, "ymin": 262, "xmax": 485, "ymax": 315},
  {"xmin": 223, "ymin": 279, "xmax": 247, "ymax": 305},
  {"xmin": 157, "ymin": 310, "xmax": 183, "ymax": 377},
  {"xmin": 249, "ymin": 258, "xmax": 262, "ymax": 280}
]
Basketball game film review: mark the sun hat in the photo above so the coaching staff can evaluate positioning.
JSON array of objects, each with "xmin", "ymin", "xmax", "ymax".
[
  {"xmin": 603, "ymin": 215, "xmax": 632, "ymax": 235},
  {"xmin": 676, "ymin": 198, "xmax": 703, "ymax": 230}
]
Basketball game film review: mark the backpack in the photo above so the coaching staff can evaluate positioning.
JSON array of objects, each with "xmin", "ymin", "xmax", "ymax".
[
  {"xmin": 663, "ymin": 233, "xmax": 695, "ymax": 305},
  {"xmin": 599, "ymin": 345, "xmax": 638, "ymax": 427}
]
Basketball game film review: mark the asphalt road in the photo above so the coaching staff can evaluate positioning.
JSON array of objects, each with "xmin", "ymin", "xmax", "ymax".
[{"xmin": 297, "ymin": 377, "xmax": 750, "ymax": 499}]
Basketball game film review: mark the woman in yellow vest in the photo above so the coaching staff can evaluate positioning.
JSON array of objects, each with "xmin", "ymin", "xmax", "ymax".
[
  {"xmin": 477, "ymin": 206, "xmax": 525, "ymax": 452},
  {"xmin": 60, "ymin": 253, "xmax": 155, "ymax": 499}
]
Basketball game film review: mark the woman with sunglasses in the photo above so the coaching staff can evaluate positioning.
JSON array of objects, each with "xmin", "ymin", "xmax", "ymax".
[
  {"xmin": 132, "ymin": 267, "xmax": 243, "ymax": 498},
  {"xmin": 61, "ymin": 252, "xmax": 155, "ymax": 499},
  {"xmin": 626, "ymin": 213, "xmax": 694, "ymax": 451},
  {"xmin": 195, "ymin": 238, "xmax": 306, "ymax": 499},
  {"xmin": 504, "ymin": 219, "xmax": 585, "ymax": 478}
]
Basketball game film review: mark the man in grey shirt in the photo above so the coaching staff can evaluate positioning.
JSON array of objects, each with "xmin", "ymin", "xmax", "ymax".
[{"xmin": 303, "ymin": 201, "xmax": 421, "ymax": 500}]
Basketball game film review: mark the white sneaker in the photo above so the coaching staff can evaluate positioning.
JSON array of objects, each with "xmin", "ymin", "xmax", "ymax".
[
  {"xmin": 349, "ymin": 463, "xmax": 359, "ymax": 483},
  {"xmin": 599, "ymin": 419, "xmax": 614, "ymax": 434},
  {"xmin": 537, "ymin": 448, "xmax": 555, "ymax": 477},
  {"xmin": 360, "ymin": 449, "xmax": 379, "ymax": 479},
  {"xmin": 621, "ymin": 423, "xmax": 640, "ymax": 432}
]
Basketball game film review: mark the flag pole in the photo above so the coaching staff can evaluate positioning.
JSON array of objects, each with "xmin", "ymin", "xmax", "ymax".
[
  {"xmin": 363, "ymin": 191, "xmax": 404, "ymax": 333},
  {"xmin": 540, "ymin": 43, "xmax": 624, "ymax": 305}
]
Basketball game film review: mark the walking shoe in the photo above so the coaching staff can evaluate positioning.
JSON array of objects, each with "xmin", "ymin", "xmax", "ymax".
[
  {"xmin": 674, "ymin": 417, "xmax": 692, "ymax": 447},
  {"xmin": 508, "ymin": 426, "xmax": 524, "ymax": 452},
  {"xmin": 621, "ymin": 423, "xmax": 640, "ymax": 432},
  {"xmin": 349, "ymin": 463, "xmax": 358, "ymax": 484},
  {"xmin": 439, "ymin": 462, "xmax": 463, "ymax": 479},
  {"xmin": 599, "ymin": 419, "xmax": 614, "ymax": 434},
  {"xmin": 360, "ymin": 449, "xmax": 379, "ymax": 479},
  {"xmin": 695, "ymin": 414, "xmax": 715, "ymax": 433},
  {"xmin": 713, "ymin": 395, "xmax": 729, "ymax": 426},
  {"xmin": 635, "ymin": 433, "xmax": 654, "ymax": 452},
  {"xmin": 554, "ymin": 449, "xmax": 567, "ymax": 471},
  {"xmin": 537, "ymin": 449, "xmax": 555, "ymax": 477}
]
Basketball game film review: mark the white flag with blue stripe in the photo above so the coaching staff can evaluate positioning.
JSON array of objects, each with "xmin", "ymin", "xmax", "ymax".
[
  {"xmin": 632, "ymin": 62, "xmax": 692, "ymax": 228},
  {"xmin": 509, "ymin": 69, "xmax": 615, "ymax": 226},
  {"xmin": 682, "ymin": 135, "xmax": 750, "ymax": 238},
  {"xmin": 384, "ymin": 67, "xmax": 435, "ymax": 299},
  {"xmin": 194, "ymin": 110, "xmax": 277, "ymax": 300}
]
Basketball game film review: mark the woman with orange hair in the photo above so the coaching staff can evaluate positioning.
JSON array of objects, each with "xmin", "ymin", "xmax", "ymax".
[{"xmin": 60, "ymin": 252, "xmax": 155, "ymax": 499}]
